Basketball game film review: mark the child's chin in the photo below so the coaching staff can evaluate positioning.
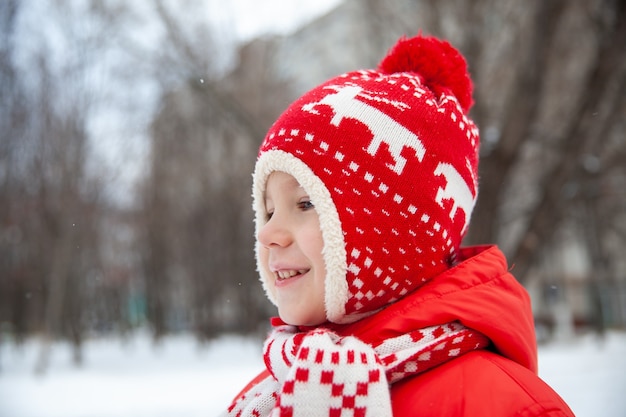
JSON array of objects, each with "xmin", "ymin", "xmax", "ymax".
[{"xmin": 279, "ymin": 313, "xmax": 325, "ymax": 327}]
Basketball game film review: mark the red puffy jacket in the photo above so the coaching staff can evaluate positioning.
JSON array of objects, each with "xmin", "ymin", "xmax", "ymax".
[{"xmin": 230, "ymin": 245, "xmax": 575, "ymax": 416}]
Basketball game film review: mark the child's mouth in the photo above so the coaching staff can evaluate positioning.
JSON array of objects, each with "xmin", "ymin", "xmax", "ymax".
[{"xmin": 276, "ymin": 269, "xmax": 309, "ymax": 280}]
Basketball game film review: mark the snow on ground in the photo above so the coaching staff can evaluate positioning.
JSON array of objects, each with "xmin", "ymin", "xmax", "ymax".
[
  {"xmin": 537, "ymin": 331, "xmax": 626, "ymax": 416},
  {"xmin": 1, "ymin": 330, "xmax": 625, "ymax": 417}
]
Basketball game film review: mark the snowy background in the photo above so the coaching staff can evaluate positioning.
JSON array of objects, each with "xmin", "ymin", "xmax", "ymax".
[
  {"xmin": 1, "ymin": 331, "xmax": 625, "ymax": 417},
  {"xmin": 3, "ymin": 2, "xmax": 625, "ymax": 416}
]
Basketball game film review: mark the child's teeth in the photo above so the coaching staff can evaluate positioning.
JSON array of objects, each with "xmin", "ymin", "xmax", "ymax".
[{"xmin": 277, "ymin": 270, "xmax": 306, "ymax": 280}]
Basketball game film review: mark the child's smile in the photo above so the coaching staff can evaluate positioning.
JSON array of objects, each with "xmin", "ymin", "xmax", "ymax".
[{"xmin": 273, "ymin": 268, "xmax": 310, "ymax": 282}]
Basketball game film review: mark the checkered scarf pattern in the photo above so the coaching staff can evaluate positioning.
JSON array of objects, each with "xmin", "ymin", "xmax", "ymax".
[{"xmin": 225, "ymin": 322, "xmax": 489, "ymax": 417}]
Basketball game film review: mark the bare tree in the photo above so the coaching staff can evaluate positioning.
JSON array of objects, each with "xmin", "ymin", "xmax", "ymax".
[
  {"xmin": 0, "ymin": 0, "xmax": 130, "ymax": 372},
  {"xmin": 509, "ymin": 0, "xmax": 626, "ymax": 279},
  {"xmin": 136, "ymin": 1, "xmax": 273, "ymax": 339},
  {"xmin": 0, "ymin": 0, "xmax": 30, "ymax": 342}
]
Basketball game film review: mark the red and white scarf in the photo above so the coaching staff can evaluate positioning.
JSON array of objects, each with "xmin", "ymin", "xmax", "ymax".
[{"xmin": 224, "ymin": 322, "xmax": 489, "ymax": 417}]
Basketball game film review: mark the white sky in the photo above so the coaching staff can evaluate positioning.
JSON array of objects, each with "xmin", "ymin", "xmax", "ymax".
[{"xmin": 226, "ymin": 0, "xmax": 343, "ymax": 40}]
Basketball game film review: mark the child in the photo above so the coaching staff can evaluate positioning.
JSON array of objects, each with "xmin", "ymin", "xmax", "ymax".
[{"xmin": 222, "ymin": 34, "xmax": 574, "ymax": 417}]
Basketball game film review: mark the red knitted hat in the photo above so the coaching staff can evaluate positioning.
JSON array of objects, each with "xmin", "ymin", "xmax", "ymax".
[{"xmin": 253, "ymin": 35, "xmax": 480, "ymax": 324}]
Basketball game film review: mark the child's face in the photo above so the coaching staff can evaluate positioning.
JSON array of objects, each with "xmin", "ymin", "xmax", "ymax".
[{"xmin": 258, "ymin": 171, "xmax": 327, "ymax": 326}]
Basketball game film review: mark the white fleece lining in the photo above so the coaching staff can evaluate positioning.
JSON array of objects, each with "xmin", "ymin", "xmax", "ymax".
[{"xmin": 253, "ymin": 150, "xmax": 348, "ymax": 323}]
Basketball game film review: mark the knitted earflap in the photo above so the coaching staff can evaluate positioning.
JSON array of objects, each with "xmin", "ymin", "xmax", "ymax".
[{"xmin": 253, "ymin": 34, "xmax": 480, "ymax": 324}]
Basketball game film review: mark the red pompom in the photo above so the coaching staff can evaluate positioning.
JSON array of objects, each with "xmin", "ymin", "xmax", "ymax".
[{"xmin": 378, "ymin": 35, "xmax": 474, "ymax": 113}]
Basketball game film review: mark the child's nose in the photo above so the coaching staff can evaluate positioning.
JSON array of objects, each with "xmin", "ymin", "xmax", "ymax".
[{"xmin": 258, "ymin": 215, "xmax": 292, "ymax": 248}]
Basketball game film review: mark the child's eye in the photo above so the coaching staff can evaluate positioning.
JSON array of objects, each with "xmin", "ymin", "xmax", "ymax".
[
  {"xmin": 298, "ymin": 200, "xmax": 315, "ymax": 211},
  {"xmin": 265, "ymin": 210, "xmax": 274, "ymax": 221}
]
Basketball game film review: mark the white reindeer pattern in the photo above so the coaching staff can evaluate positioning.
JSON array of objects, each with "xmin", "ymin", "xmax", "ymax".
[
  {"xmin": 434, "ymin": 162, "xmax": 476, "ymax": 233},
  {"xmin": 302, "ymin": 85, "xmax": 426, "ymax": 175}
]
